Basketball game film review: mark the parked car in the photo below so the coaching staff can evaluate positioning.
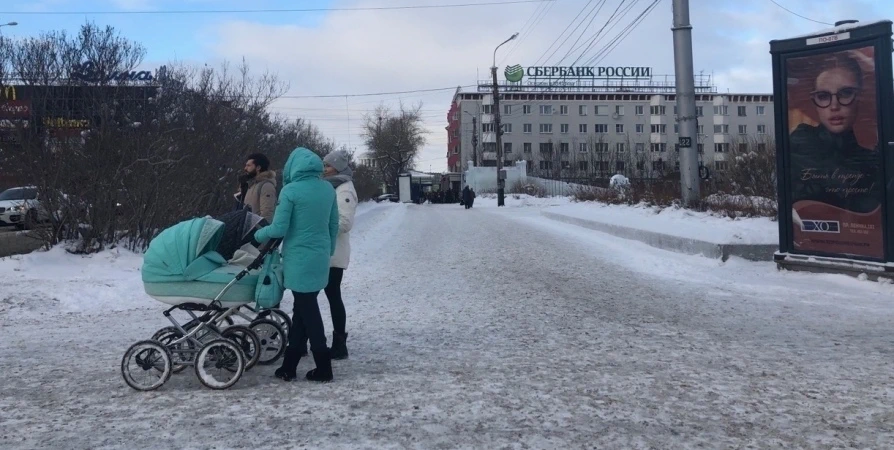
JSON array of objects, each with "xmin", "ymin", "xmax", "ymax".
[
  {"xmin": 0, "ymin": 186, "xmax": 65, "ymax": 230},
  {"xmin": 375, "ymin": 194, "xmax": 399, "ymax": 203}
]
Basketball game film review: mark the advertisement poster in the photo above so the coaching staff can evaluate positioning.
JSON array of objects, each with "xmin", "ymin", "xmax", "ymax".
[{"xmin": 785, "ymin": 45, "xmax": 884, "ymax": 259}]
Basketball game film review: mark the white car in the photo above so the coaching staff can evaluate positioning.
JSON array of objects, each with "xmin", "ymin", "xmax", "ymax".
[{"xmin": 0, "ymin": 186, "xmax": 50, "ymax": 229}]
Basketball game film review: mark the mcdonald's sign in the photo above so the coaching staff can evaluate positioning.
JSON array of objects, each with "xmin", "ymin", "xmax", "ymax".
[{"xmin": 0, "ymin": 85, "xmax": 16, "ymax": 101}]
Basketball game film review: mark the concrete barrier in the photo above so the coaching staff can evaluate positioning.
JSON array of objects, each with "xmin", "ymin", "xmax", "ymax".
[{"xmin": 541, "ymin": 211, "xmax": 778, "ymax": 262}]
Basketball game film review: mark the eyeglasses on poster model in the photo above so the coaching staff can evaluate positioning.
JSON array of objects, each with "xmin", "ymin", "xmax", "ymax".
[{"xmin": 809, "ymin": 87, "xmax": 860, "ymax": 108}]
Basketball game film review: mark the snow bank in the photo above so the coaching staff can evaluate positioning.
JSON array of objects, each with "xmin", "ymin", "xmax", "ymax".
[
  {"xmin": 546, "ymin": 202, "xmax": 778, "ymax": 245},
  {"xmin": 0, "ymin": 246, "xmax": 149, "ymax": 317},
  {"xmin": 473, "ymin": 194, "xmax": 572, "ymax": 208}
]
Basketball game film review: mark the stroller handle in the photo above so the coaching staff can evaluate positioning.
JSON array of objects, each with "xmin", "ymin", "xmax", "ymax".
[{"xmin": 245, "ymin": 237, "xmax": 283, "ymax": 272}]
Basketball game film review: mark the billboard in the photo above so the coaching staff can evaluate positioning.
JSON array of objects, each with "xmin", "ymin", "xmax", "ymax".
[{"xmin": 771, "ymin": 21, "xmax": 894, "ymax": 262}]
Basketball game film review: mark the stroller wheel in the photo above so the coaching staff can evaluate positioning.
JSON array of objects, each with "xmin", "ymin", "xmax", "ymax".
[
  {"xmin": 249, "ymin": 319, "xmax": 286, "ymax": 365},
  {"xmin": 195, "ymin": 339, "xmax": 245, "ymax": 390},
  {"xmin": 258, "ymin": 309, "xmax": 291, "ymax": 339},
  {"xmin": 221, "ymin": 325, "xmax": 261, "ymax": 371},
  {"xmin": 121, "ymin": 339, "xmax": 172, "ymax": 391},
  {"xmin": 153, "ymin": 327, "xmax": 194, "ymax": 374}
]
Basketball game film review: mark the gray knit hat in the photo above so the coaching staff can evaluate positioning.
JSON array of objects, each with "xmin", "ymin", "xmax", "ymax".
[{"xmin": 323, "ymin": 150, "xmax": 351, "ymax": 174}]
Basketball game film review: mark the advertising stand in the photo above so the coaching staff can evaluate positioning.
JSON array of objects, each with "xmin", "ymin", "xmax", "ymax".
[{"xmin": 770, "ymin": 20, "xmax": 894, "ymax": 278}]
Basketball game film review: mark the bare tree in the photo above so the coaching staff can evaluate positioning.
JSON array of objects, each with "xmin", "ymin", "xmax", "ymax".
[{"xmin": 362, "ymin": 103, "xmax": 427, "ymax": 192}]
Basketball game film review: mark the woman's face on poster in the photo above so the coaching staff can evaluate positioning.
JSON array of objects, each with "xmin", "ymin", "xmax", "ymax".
[{"xmin": 812, "ymin": 67, "xmax": 860, "ymax": 134}]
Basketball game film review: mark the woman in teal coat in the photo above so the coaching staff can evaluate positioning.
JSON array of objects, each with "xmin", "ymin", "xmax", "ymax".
[{"xmin": 254, "ymin": 147, "xmax": 339, "ymax": 382}]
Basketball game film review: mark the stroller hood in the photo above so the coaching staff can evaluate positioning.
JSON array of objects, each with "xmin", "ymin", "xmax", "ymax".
[{"xmin": 142, "ymin": 217, "xmax": 228, "ymax": 283}]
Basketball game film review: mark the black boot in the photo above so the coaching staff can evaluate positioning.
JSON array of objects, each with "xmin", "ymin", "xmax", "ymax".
[
  {"xmin": 274, "ymin": 345, "xmax": 302, "ymax": 382},
  {"xmin": 330, "ymin": 332, "xmax": 349, "ymax": 360},
  {"xmin": 306, "ymin": 349, "xmax": 333, "ymax": 382}
]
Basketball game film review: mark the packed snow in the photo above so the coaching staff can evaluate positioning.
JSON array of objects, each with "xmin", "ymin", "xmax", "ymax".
[{"xmin": 2, "ymin": 199, "xmax": 894, "ymax": 448}]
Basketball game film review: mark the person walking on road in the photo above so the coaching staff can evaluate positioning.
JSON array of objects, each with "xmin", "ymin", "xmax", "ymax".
[
  {"xmin": 468, "ymin": 187, "xmax": 476, "ymax": 208},
  {"xmin": 254, "ymin": 147, "xmax": 340, "ymax": 383},
  {"xmin": 322, "ymin": 150, "xmax": 357, "ymax": 360},
  {"xmin": 240, "ymin": 153, "xmax": 278, "ymax": 224},
  {"xmin": 462, "ymin": 186, "xmax": 471, "ymax": 209}
]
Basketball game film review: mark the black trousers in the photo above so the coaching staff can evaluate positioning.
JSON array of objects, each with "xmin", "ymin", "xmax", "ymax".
[
  {"xmin": 325, "ymin": 268, "xmax": 346, "ymax": 335},
  {"xmin": 289, "ymin": 290, "xmax": 327, "ymax": 354}
]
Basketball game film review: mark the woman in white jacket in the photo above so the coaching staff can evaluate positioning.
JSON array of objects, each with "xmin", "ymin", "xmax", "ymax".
[{"xmin": 318, "ymin": 150, "xmax": 358, "ymax": 360}]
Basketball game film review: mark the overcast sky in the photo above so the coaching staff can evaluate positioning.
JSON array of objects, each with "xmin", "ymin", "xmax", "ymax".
[{"xmin": 6, "ymin": 0, "xmax": 893, "ymax": 172}]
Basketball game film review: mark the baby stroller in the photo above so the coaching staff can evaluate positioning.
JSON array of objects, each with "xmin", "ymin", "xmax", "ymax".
[{"xmin": 121, "ymin": 210, "xmax": 288, "ymax": 391}]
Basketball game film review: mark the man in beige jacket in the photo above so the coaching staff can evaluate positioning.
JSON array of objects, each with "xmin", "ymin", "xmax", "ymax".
[{"xmin": 241, "ymin": 153, "xmax": 278, "ymax": 224}]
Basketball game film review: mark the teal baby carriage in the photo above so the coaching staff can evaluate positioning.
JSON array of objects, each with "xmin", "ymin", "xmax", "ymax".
[{"xmin": 121, "ymin": 211, "xmax": 290, "ymax": 391}]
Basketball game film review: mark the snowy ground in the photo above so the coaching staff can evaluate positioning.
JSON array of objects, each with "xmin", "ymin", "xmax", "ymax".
[{"xmin": 2, "ymin": 199, "xmax": 894, "ymax": 449}]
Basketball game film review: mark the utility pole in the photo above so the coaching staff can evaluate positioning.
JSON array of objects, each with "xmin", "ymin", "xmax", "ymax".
[
  {"xmin": 671, "ymin": 0, "xmax": 700, "ymax": 206},
  {"xmin": 471, "ymin": 116, "xmax": 479, "ymax": 167},
  {"xmin": 491, "ymin": 32, "xmax": 518, "ymax": 207}
]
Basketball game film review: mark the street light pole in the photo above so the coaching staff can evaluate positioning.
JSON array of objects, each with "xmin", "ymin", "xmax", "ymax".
[
  {"xmin": 671, "ymin": 0, "xmax": 700, "ymax": 206},
  {"xmin": 491, "ymin": 32, "xmax": 518, "ymax": 207},
  {"xmin": 463, "ymin": 111, "xmax": 479, "ymax": 168}
]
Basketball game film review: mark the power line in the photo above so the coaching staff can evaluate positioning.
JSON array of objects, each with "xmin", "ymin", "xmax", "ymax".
[
  {"xmin": 1, "ymin": 0, "xmax": 556, "ymax": 15},
  {"xmin": 567, "ymin": 0, "xmax": 634, "ymax": 66},
  {"xmin": 533, "ymin": 0, "xmax": 598, "ymax": 66},
  {"xmin": 767, "ymin": 0, "xmax": 833, "ymax": 26},
  {"xmin": 581, "ymin": 0, "xmax": 659, "ymax": 67}
]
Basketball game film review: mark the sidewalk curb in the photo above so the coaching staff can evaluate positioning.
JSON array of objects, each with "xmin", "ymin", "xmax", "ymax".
[{"xmin": 541, "ymin": 211, "xmax": 778, "ymax": 262}]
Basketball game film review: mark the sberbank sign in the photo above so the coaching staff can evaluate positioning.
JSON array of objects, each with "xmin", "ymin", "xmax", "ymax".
[{"xmin": 504, "ymin": 65, "xmax": 652, "ymax": 82}]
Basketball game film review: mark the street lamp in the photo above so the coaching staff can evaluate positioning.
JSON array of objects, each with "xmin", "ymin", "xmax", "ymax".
[
  {"xmin": 491, "ymin": 32, "xmax": 518, "ymax": 207},
  {"xmin": 0, "ymin": 22, "xmax": 18, "ymax": 28}
]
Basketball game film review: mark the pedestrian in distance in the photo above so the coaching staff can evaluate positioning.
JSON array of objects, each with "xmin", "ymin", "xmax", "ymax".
[
  {"xmin": 322, "ymin": 150, "xmax": 357, "ymax": 360},
  {"xmin": 254, "ymin": 147, "xmax": 340, "ymax": 383},
  {"xmin": 240, "ymin": 153, "xmax": 278, "ymax": 224},
  {"xmin": 462, "ymin": 185, "xmax": 471, "ymax": 209},
  {"xmin": 469, "ymin": 187, "xmax": 476, "ymax": 208}
]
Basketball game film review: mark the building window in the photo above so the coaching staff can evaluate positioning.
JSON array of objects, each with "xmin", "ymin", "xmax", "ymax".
[
  {"xmin": 526, "ymin": 160, "xmax": 534, "ymax": 172},
  {"xmin": 652, "ymin": 160, "xmax": 665, "ymax": 171},
  {"xmin": 714, "ymin": 160, "xmax": 729, "ymax": 170},
  {"xmin": 597, "ymin": 161, "xmax": 610, "ymax": 172},
  {"xmin": 578, "ymin": 160, "xmax": 588, "ymax": 172},
  {"xmin": 757, "ymin": 124, "xmax": 767, "ymax": 134},
  {"xmin": 503, "ymin": 104, "xmax": 511, "ymax": 115},
  {"xmin": 713, "ymin": 105, "xmax": 728, "ymax": 116},
  {"xmin": 594, "ymin": 124, "xmax": 608, "ymax": 133},
  {"xmin": 579, "ymin": 142, "xmax": 588, "ymax": 153},
  {"xmin": 757, "ymin": 143, "xmax": 767, "ymax": 152},
  {"xmin": 737, "ymin": 106, "xmax": 747, "ymax": 117},
  {"xmin": 615, "ymin": 105, "xmax": 624, "ymax": 116},
  {"xmin": 650, "ymin": 105, "xmax": 666, "ymax": 115},
  {"xmin": 674, "ymin": 105, "xmax": 678, "ymax": 115},
  {"xmin": 560, "ymin": 123, "xmax": 569, "ymax": 134},
  {"xmin": 539, "ymin": 105, "xmax": 553, "ymax": 115},
  {"xmin": 635, "ymin": 143, "xmax": 645, "ymax": 152},
  {"xmin": 650, "ymin": 124, "xmax": 667, "ymax": 134},
  {"xmin": 595, "ymin": 105, "xmax": 609, "ymax": 116},
  {"xmin": 675, "ymin": 161, "xmax": 681, "ymax": 171},
  {"xmin": 539, "ymin": 124, "xmax": 553, "ymax": 134},
  {"xmin": 539, "ymin": 160, "xmax": 553, "ymax": 170},
  {"xmin": 595, "ymin": 143, "xmax": 609, "ymax": 152},
  {"xmin": 560, "ymin": 142, "xmax": 569, "ymax": 153},
  {"xmin": 738, "ymin": 143, "xmax": 748, "ymax": 153},
  {"xmin": 482, "ymin": 123, "xmax": 494, "ymax": 132},
  {"xmin": 616, "ymin": 143, "xmax": 626, "ymax": 152},
  {"xmin": 738, "ymin": 124, "xmax": 747, "ymax": 134},
  {"xmin": 651, "ymin": 143, "xmax": 666, "ymax": 152},
  {"xmin": 561, "ymin": 160, "xmax": 571, "ymax": 170},
  {"xmin": 559, "ymin": 105, "xmax": 568, "ymax": 115},
  {"xmin": 579, "ymin": 124, "xmax": 588, "ymax": 134},
  {"xmin": 698, "ymin": 125, "xmax": 704, "ymax": 134},
  {"xmin": 715, "ymin": 143, "xmax": 729, "ymax": 153},
  {"xmin": 636, "ymin": 124, "xmax": 644, "ymax": 133},
  {"xmin": 504, "ymin": 142, "xmax": 512, "ymax": 154},
  {"xmin": 482, "ymin": 105, "xmax": 493, "ymax": 114},
  {"xmin": 616, "ymin": 161, "xmax": 625, "ymax": 172},
  {"xmin": 523, "ymin": 142, "xmax": 532, "ymax": 153},
  {"xmin": 756, "ymin": 105, "xmax": 765, "ymax": 115},
  {"xmin": 523, "ymin": 105, "xmax": 532, "ymax": 115},
  {"xmin": 635, "ymin": 105, "xmax": 645, "ymax": 115},
  {"xmin": 637, "ymin": 161, "xmax": 646, "ymax": 171},
  {"xmin": 616, "ymin": 124, "xmax": 624, "ymax": 133},
  {"xmin": 453, "ymin": 146, "xmax": 459, "ymax": 154},
  {"xmin": 539, "ymin": 142, "xmax": 553, "ymax": 153},
  {"xmin": 579, "ymin": 105, "xmax": 587, "ymax": 116},
  {"xmin": 501, "ymin": 123, "xmax": 512, "ymax": 133},
  {"xmin": 674, "ymin": 124, "xmax": 679, "ymax": 134},
  {"xmin": 697, "ymin": 143, "xmax": 704, "ymax": 153},
  {"xmin": 713, "ymin": 124, "xmax": 729, "ymax": 134},
  {"xmin": 523, "ymin": 123, "xmax": 532, "ymax": 133},
  {"xmin": 696, "ymin": 106, "xmax": 704, "ymax": 116}
]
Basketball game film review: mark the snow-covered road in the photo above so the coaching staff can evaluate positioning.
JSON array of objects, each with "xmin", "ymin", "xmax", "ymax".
[{"xmin": 2, "ymin": 201, "xmax": 894, "ymax": 449}]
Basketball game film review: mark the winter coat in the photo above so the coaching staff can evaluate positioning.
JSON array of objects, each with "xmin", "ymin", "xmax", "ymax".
[
  {"xmin": 330, "ymin": 181, "xmax": 358, "ymax": 269},
  {"xmin": 243, "ymin": 170, "xmax": 277, "ymax": 223},
  {"xmin": 254, "ymin": 148, "xmax": 339, "ymax": 293}
]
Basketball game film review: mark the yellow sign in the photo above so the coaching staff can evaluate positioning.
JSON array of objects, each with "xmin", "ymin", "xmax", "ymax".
[
  {"xmin": 1, "ymin": 85, "xmax": 15, "ymax": 101},
  {"xmin": 43, "ymin": 117, "xmax": 90, "ymax": 128}
]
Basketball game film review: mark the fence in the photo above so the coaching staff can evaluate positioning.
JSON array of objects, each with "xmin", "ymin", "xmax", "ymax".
[{"xmin": 462, "ymin": 160, "xmax": 595, "ymax": 197}]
